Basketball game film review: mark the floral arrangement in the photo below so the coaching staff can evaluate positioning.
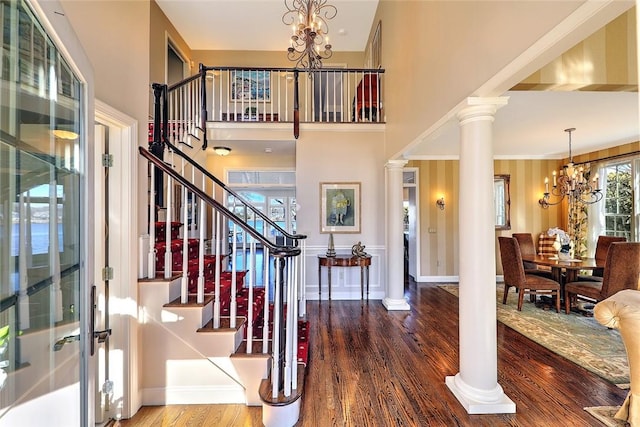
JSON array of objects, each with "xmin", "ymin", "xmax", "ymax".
[{"xmin": 547, "ymin": 227, "xmax": 573, "ymax": 255}]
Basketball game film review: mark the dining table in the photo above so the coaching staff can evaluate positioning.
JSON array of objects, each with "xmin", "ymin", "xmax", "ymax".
[{"xmin": 521, "ymin": 255, "xmax": 604, "ymax": 286}]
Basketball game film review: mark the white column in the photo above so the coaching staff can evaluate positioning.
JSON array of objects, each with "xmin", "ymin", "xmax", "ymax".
[
  {"xmin": 445, "ymin": 97, "xmax": 515, "ymax": 414},
  {"xmin": 383, "ymin": 159, "xmax": 410, "ymax": 311}
]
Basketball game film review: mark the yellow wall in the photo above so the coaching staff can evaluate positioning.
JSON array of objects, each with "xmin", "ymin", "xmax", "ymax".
[
  {"xmin": 411, "ymin": 158, "xmax": 564, "ymax": 276},
  {"xmin": 572, "ymin": 140, "xmax": 640, "ymax": 164},
  {"xmin": 518, "ymin": 8, "xmax": 637, "ymax": 90}
]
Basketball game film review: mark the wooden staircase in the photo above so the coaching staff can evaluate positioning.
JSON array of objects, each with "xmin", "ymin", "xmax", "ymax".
[
  {"xmin": 142, "ymin": 76, "xmax": 308, "ymax": 426},
  {"xmin": 138, "ymin": 219, "xmax": 308, "ymax": 410}
]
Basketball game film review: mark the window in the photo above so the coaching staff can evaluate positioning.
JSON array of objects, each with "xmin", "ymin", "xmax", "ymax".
[
  {"xmin": 591, "ymin": 156, "xmax": 639, "ymax": 244},
  {"xmin": 602, "ymin": 161, "xmax": 634, "ymax": 240}
]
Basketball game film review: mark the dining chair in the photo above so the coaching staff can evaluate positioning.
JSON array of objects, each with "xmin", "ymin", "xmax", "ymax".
[
  {"xmin": 498, "ymin": 237, "xmax": 561, "ymax": 312},
  {"xmin": 564, "ymin": 242, "xmax": 640, "ymax": 314},
  {"xmin": 512, "ymin": 233, "xmax": 554, "ymax": 279},
  {"xmin": 576, "ymin": 235, "xmax": 626, "ymax": 282}
]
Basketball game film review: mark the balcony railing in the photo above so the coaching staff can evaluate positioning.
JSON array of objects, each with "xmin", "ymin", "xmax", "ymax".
[
  {"xmin": 150, "ymin": 64, "xmax": 385, "ymax": 151},
  {"xmin": 204, "ymin": 66, "xmax": 384, "ymax": 125}
]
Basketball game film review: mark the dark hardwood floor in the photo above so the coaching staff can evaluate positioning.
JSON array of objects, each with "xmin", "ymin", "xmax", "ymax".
[{"xmin": 119, "ymin": 279, "xmax": 626, "ymax": 426}]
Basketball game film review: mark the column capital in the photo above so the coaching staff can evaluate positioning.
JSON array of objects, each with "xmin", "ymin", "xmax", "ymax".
[
  {"xmin": 456, "ymin": 97, "xmax": 509, "ymax": 125},
  {"xmin": 385, "ymin": 159, "xmax": 408, "ymax": 170}
]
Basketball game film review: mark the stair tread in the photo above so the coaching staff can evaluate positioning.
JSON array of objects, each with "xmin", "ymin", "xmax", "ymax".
[
  {"xmin": 198, "ymin": 317, "xmax": 246, "ymax": 332},
  {"xmin": 164, "ymin": 294, "xmax": 215, "ymax": 307},
  {"xmin": 233, "ymin": 339, "xmax": 272, "ymax": 356}
]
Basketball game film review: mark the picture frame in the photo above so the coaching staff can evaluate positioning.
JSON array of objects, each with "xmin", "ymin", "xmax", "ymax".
[
  {"xmin": 320, "ymin": 182, "xmax": 361, "ymax": 233},
  {"xmin": 230, "ymin": 70, "xmax": 271, "ymax": 102},
  {"xmin": 494, "ymin": 174, "xmax": 511, "ymax": 230}
]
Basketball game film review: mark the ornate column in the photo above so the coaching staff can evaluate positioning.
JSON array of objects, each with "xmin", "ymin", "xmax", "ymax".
[
  {"xmin": 383, "ymin": 159, "xmax": 410, "ymax": 311},
  {"xmin": 445, "ymin": 97, "xmax": 515, "ymax": 413}
]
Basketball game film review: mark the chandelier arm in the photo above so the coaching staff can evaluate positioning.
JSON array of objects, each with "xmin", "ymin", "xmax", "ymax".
[{"xmin": 283, "ymin": 0, "xmax": 336, "ymax": 70}]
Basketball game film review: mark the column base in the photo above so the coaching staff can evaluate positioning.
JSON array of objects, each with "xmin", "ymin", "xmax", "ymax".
[
  {"xmin": 445, "ymin": 374, "xmax": 515, "ymax": 414},
  {"xmin": 382, "ymin": 297, "xmax": 410, "ymax": 311}
]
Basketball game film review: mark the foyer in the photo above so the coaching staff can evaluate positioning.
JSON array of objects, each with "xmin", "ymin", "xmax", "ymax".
[{"xmin": 120, "ymin": 279, "xmax": 627, "ymax": 426}]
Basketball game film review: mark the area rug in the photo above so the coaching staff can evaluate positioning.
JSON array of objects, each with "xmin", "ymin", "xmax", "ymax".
[
  {"xmin": 438, "ymin": 284, "xmax": 629, "ymax": 384},
  {"xmin": 584, "ymin": 406, "xmax": 628, "ymax": 426}
]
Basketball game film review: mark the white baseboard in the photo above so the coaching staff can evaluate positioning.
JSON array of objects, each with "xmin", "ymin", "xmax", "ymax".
[
  {"xmin": 416, "ymin": 275, "xmax": 459, "ymax": 283},
  {"xmin": 142, "ymin": 385, "xmax": 245, "ymax": 405}
]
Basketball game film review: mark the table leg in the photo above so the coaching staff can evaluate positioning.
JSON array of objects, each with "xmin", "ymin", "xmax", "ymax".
[
  {"xmin": 318, "ymin": 263, "xmax": 322, "ymax": 299},
  {"xmin": 328, "ymin": 266, "xmax": 332, "ymax": 300},
  {"xmin": 365, "ymin": 265, "xmax": 369, "ymax": 300},
  {"xmin": 360, "ymin": 266, "xmax": 364, "ymax": 300}
]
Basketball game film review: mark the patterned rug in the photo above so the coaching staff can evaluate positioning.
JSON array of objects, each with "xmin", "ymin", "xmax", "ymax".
[
  {"xmin": 438, "ymin": 284, "xmax": 629, "ymax": 384},
  {"xmin": 584, "ymin": 406, "xmax": 628, "ymax": 426}
]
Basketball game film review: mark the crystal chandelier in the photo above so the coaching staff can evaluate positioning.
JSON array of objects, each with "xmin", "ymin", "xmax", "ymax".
[
  {"xmin": 538, "ymin": 128, "xmax": 603, "ymax": 208},
  {"xmin": 283, "ymin": 0, "xmax": 336, "ymax": 69}
]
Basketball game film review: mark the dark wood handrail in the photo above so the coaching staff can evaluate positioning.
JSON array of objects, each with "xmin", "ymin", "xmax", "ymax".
[
  {"xmin": 163, "ymin": 139, "xmax": 307, "ymax": 244},
  {"xmin": 140, "ymin": 146, "xmax": 300, "ymax": 258}
]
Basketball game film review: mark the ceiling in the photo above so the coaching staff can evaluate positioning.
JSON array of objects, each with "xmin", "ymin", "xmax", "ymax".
[
  {"xmin": 156, "ymin": 0, "xmax": 639, "ymax": 160},
  {"xmin": 155, "ymin": 0, "xmax": 379, "ymax": 52}
]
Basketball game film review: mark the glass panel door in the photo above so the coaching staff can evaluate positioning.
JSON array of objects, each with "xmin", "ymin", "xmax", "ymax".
[{"xmin": 0, "ymin": 1, "xmax": 84, "ymax": 424}]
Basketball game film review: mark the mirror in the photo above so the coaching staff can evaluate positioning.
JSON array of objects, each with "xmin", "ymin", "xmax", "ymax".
[{"xmin": 494, "ymin": 175, "xmax": 511, "ymax": 230}]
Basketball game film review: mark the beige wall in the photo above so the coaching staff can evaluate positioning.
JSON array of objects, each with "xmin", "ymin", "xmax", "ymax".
[
  {"xmin": 150, "ymin": 1, "xmax": 193, "ymax": 85},
  {"xmin": 372, "ymin": 0, "xmax": 586, "ymax": 158},
  {"xmin": 295, "ymin": 128, "xmax": 386, "ymax": 247},
  {"xmin": 192, "ymin": 50, "xmax": 364, "ymax": 69},
  {"xmin": 60, "ymin": 0, "xmax": 151, "ymax": 236}
]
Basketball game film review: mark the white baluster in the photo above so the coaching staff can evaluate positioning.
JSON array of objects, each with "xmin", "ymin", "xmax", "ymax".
[{"xmin": 148, "ymin": 163, "xmax": 156, "ymax": 279}]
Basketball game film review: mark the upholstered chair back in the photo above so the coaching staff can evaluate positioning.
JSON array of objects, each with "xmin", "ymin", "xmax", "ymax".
[
  {"xmin": 600, "ymin": 242, "xmax": 640, "ymax": 299},
  {"xmin": 513, "ymin": 233, "xmax": 536, "ymax": 269},
  {"xmin": 592, "ymin": 235, "xmax": 627, "ymax": 277},
  {"xmin": 499, "ymin": 237, "xmax": 526, "ymax": 288}
]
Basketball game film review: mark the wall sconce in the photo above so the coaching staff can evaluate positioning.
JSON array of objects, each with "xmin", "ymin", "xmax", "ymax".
[
  {"xmin": 213, "ymin": 146, "xmax": 231, "ymax": 156},
  {"xmin": 436, "ymin": 196, "xmax": 445, "ymax": 210}
]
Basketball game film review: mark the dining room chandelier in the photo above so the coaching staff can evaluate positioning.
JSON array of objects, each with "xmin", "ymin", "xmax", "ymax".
[
  {"xmin": 538, "ymin": 127, "xmax": 603, "ymax": 208},
  {"xmin": 283, "ymin": 0, "xmax": 336, "ymax": 69}
]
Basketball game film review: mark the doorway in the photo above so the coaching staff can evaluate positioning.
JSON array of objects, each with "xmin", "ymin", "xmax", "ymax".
[
  {"xmin": 93, "ymin": 101, "xmax": 139, "ymax": 423},
  {"xmin": 403, "ymin": 168, "xmax": 419, "ymax": 280}
]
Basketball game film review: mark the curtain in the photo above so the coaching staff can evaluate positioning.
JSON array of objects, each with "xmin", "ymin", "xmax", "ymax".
[
  {"xmin": 568, "ymin": 162, "xmax": 597, "ymax": 258},
  {"xmin": 586, "ymin": 162, "xmax": 607, "ymax": 257}
]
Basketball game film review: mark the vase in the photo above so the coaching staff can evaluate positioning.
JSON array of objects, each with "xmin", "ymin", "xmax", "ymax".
[
  {"xmin": 326, "ymin": 233, "xmax": 336, "ymax": 257},
  {"xmin": 558, "ymin": 246, "xmax": 571, "ymax": 260}
]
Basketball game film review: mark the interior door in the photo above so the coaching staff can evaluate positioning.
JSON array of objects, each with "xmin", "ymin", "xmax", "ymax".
[{"xmin": 93, "ymin": 123, "xmax": 111, "ymax": 424}]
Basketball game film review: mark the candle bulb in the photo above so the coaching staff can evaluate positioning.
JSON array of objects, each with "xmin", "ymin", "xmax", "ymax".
[
  {"xmin": 552, "ymin": 170, "xmax": 557, "ymax": 187},
  {"xmin": 544, "ymin": 177, "xmax": 549, "ymax": 193}
]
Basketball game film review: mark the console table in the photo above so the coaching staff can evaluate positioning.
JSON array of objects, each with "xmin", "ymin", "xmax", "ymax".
[{"xmin": 318, "ymin": 254, "xmax": 372, "ymax": 300}]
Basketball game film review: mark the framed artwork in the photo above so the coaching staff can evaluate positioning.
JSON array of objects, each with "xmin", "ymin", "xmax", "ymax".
[
  {"xmin": 230, "ymin": 70, "xmax": 271, "ymax": 101},
  {"xmin": 320, "ymin": 182, "xmax": 361, "ymax": 233}
]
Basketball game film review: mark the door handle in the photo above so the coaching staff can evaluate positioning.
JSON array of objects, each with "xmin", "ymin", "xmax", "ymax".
[
  {"xmin": 53, "ymin": 334, "xmax": 80, "ymax": 352},
  {"xmin": 93, "ymin": 329, "xmax": 112, "ymax": 344}
]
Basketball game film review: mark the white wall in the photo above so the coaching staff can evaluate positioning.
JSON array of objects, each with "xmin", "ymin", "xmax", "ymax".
[{"xmin": 295, "ymin": 125, "xmax": 387, "ymax": 300}]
